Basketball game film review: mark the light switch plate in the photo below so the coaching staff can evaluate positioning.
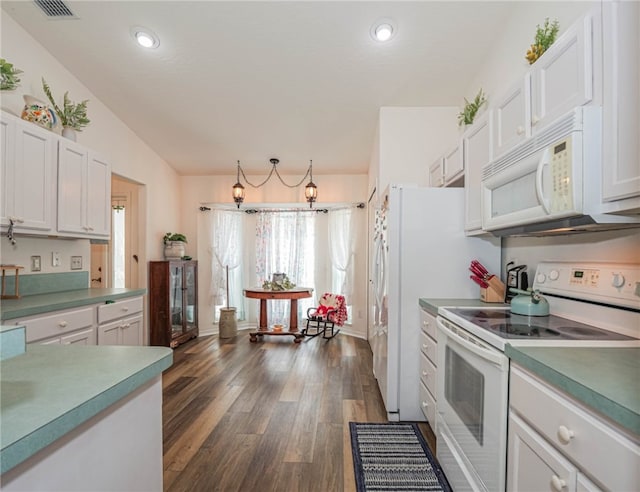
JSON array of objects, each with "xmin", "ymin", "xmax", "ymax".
[
  {"xmin": 52, "ymin": 252, "xmax": 61, "ymax": 267},
  {"xmin": 31, "ymin": 255, "xmax": 41, "ymax": 272},
  {"xmin": 70, "ymin": 256, "xmax": 83, "ymax": 270}
]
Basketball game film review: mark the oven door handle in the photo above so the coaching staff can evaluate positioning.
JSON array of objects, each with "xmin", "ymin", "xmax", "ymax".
[{"xmin": 437, "ymin": 318, "xmax": 507, "ymax": 368}]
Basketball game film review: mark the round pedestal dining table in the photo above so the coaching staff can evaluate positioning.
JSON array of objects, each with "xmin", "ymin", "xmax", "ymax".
[{"xmin": 243, "ymin": 287, "xmax": 313, "ymax": 343}]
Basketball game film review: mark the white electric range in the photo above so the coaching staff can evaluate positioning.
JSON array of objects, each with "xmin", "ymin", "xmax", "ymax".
[{"xmin": 434, "ymin": 261, "xmax": 640, "ymax": 492}]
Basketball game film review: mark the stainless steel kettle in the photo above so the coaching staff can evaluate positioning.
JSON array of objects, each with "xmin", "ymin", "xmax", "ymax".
[{"xmin": 509, "ymin": 288, "xmax": 550, "ymax": 316}]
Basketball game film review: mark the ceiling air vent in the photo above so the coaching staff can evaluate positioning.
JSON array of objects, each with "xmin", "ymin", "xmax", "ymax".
[{"xmin": 33, "ymin": 0, "xmax": 76, "ymax": 18}]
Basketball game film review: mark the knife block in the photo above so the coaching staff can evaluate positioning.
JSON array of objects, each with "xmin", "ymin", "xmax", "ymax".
[{"xmin": 480, "ymin": 277, "xmax": 506, "ymax": 303}]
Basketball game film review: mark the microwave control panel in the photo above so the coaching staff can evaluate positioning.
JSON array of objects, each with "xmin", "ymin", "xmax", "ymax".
[
  {"xmin": 549, "ymin": 138, "xmax": 574, "ymax": 213},
  {"xmin": 534, "ymin": 261, "xmax": 640, "ymax": 309}
]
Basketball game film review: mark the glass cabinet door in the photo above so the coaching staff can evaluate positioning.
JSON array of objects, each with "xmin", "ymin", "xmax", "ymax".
[
  {"xmin": 169, "ymin": 263, "xmax": 184, "ymax": 336},
  {"xmin": 184, "ymin": 262, "xmax": 197, "ymax": 331}
]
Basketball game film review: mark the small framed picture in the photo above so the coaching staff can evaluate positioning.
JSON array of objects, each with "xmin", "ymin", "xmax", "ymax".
[{"xmin": 70, "ymin": 256, "xmax": 83, "ymax": 270}]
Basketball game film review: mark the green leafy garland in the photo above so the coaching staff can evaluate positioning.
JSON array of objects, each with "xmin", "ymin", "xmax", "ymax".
[
  {"xmin": 457, "ymin": 88, "xmax": 486, "ymax": 127},
  {"xmin": 42, "ymin": 78, "xmax": 91, "ymax": 131},
  {"xmin": 0, "ymin": 58, "xmax": 23, "ymax": 91}
]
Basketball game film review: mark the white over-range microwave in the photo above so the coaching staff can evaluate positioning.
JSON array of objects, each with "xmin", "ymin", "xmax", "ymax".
[{"xmin": 481, "ymin": 106, "xmax": 640, "ymax": 235}]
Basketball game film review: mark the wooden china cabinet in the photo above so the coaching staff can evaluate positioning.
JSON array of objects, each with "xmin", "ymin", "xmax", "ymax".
[{"xmin": 149, "ymin": 260, "xmax": 198, "ymax": 348}]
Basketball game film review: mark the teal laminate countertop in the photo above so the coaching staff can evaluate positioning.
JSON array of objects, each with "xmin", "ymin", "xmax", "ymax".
[
  {"xmin": 505, "ymin": 345, "xmax": 640, "ymax": 436},
  {"xmin": 0, "ymin": 288, "xmax": 146, "ymax": 320},
  {"xmin": 419, "ymin": 298, "xmax": 508, "ymax": 316},
  {"xmin": 0, "ymin": 344, "xmax": 173, "ymax": 474}
]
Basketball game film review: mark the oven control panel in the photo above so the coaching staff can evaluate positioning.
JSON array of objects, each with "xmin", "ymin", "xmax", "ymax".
[{"xmin": 534, "ymin": 262, "xmax": 640, "ymax": 309}]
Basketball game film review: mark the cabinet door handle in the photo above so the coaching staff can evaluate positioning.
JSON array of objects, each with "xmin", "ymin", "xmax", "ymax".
[
  {"xmin": 423, "ymin": 320, "xmax": 429, "ymax": 327},
  {"xmin": 531, "ymin": 115, "xmax": 540, "ymax": 126},
  {"xmin": 58, "ymin": 321, "xmax": 68, "ymax": 328},
  {"xmin": 422, "ymin": 370, "xmax": 428, "ymax": 377},
  {"xmin": 87, "ymin": 226, "xmax": 95, "ymax": 231},
  {"xmin": 422, "ymin": 343, "xmax": 428, "ymax": 350},
  {"xmin": 557, "ymin": 425, "xmax": 574, "ymax": 445},
  {"xmin": 421, "ymin": 401, "xmax": 429, "ymax": 408},
  {"xmin": 122, "ymin": 323, "xmax": 130, "ymax": 328},
  {"xmin": 550, "ymin": 475, "xmax": 566, "ymax": 492},
  {"xmin": 122, "ymin": 307, "xmax": 129, "ymax": 312},
  {"xmin": 516, "ymin": 125, "xmax": 525, "ymax": 135}
]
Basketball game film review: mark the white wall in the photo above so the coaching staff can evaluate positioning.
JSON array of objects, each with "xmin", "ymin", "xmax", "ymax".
[
  {"xmin": 0, "ymin": 14, "xmax": 181, "ymax": 278},
  {"xmin": 375, "ymin": 106, "xmax": 459, "ymax": 197}
]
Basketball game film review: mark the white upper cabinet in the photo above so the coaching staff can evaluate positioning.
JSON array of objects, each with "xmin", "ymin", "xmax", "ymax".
[
  {"xmin": 57, "ymin": 140, "xmax": 111, "ymax": 238},
  {"xmin": 443, "ymin": 143, "xmax": 464, "ymax": 184},
  {"xmin": 87, "ymin": 152, "xmax": 111, "ymax": 237},
  {"xmin": 429, "ymin": 157, "xmax": 444, "ymax": 187},
  {"xmin": 492, "ymin": 74, "xmax": 531, "ymax": 159},
  {"xmin": 530, "ymin": 13, "xmax": 594, "ymax": 131},
  {"xmin": 1, "ymin": 112, "xmax": 56, "ymax": 233},
  {"xmin": 463, "ymin": 111, "xmax": 492, "ymax": 234},
  {"xmin": 601, "ymin": 0, "xmax": 640, "ymax": 205}
]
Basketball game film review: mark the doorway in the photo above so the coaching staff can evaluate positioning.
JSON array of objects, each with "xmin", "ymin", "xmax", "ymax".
[{"xmin": 90, "ymin": 175, "xmax": 143, "ymax": 289}]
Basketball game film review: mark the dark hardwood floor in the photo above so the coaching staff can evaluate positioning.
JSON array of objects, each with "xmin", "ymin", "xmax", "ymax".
[{"xmin": 162, "ymin": 331, "xmax": 436, "ymax": 491}]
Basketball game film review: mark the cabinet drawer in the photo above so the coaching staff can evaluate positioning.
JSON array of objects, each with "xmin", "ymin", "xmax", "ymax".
[
  {"xmin": 19, "ymin": 307, "xmax": 94, "ymax": 343},
  {"xmin": 419, "ymin": 381, "xmax": 436, "ymax": 424},
  {"xmin": 508, "ymin": 412, "xmax": 577, "ymax": 492},
  {"xmin": 510, "ymin": 366, "xmax": 639, "ymax": 491},
  {"xmin": 97, "ymin": 296, "xmax": 143, "ymax": 324},
  {"xmin": 420, "ymin": 352, "xmax": 437, "ymax": 396},
  {"xmin": 420, "ymin": 331, "xmax": 437, "ymax": 365},
  {"xmin": 419, "ymin": 308, "xmax": 437, "ymax": 339}
]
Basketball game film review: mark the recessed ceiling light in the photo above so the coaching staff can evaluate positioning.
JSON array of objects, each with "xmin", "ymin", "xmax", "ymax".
[
  {"xmin": 131, "ymin": 26, "xmax": 160, "ymax": 49},
  {"xmin": 371, "ymin": 19, "xmax": 396, "ymax": 42}
]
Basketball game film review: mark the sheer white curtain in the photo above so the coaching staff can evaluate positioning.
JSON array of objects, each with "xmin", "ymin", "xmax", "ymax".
[
  {"xmin": 255, "ymin": 211, "xmax": 316, "ymax": 324},
  {"xmin": 328, "ymin": 208, "xmax": 357, "ymax": 302},
  {"xmin": 208, "ymin": 209, "xmax": 244, "ymax": 319}
]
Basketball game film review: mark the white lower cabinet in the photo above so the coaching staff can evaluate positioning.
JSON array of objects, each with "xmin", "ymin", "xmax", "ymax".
[
  {"xmin": 15, "ymin": 306, "xmax": 95, "ymax": 345},
  {"xmin": 97, "ymin": 296, "xmax": 144, "ymax": 346},
  {"xmin": 508, "ymin": 412, "xmax": 579, "ymax": 492},
  {"xmin": 98, "ymin": 314, "xmax": 143, "ymax": 346},
  {"xmin": 508, "ymin": 365, "xmax": 639, "ymax": 491},
  {"xmin": 4, "ymin": 296, "xmax": 144, "ymax": 347},
  {"xmin": 419, "ymin": 307, "xmax": 438, "ymax": 426}
]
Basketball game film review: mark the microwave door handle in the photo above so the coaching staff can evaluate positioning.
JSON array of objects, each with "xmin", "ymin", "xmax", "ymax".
[
  {"xmin": 437, "ymin": 319, "xmax": 506, "ymax": 368},
  {"xmin": 535, "ymin": 148, "xmax": 552, "ymax": 214}
]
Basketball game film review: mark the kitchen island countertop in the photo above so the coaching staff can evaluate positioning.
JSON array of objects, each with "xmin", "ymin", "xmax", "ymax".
[
  {"xmin": 506, "ymin": 345, "xmax": 640, "ymax": 436},
  {"xmin": 0, "ymin": 288, "xmax": 146, "ymax": 320},
  {"xmin": 0, "ymin": 344, "xmax": 172, "ymax": 474}
]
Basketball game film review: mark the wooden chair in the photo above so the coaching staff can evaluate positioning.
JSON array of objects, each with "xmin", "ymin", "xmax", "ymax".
[{"xmin": 303, "ymin": 292, "xmax": 347, "ymax": 339}]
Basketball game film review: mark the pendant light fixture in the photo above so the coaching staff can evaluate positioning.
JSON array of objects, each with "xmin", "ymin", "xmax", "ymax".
[{"xmin": 231, "ymin": 158, "xmax": 317, "ymax": 209}]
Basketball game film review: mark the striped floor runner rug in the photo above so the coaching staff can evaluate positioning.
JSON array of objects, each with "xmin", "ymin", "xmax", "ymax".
[{"xmin": 349, "ymin": 422, "xmax": 451, "ymax": 492}]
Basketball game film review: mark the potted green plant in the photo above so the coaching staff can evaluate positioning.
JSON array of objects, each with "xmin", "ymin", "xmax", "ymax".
[
  {"xmin": 42, "ymin": 78, "xmax": 90, "ymax": 141},
  {"xmin": 0, "ymin": 58, "xmax": 23, "ymax": 91},
  {"xmin": 457, "ymin": 88, "xmax": 487, "ymax": 127},
  {"xmin": 525, "ymin": 18, "xmax": 560, "ymax": 65},
  {"xmin": 163, "ymin": 232, "xmax": 187, "ymax": 259}
]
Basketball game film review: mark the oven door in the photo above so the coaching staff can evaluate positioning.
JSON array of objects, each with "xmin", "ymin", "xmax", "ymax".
[{"xmin": 436, "ymin": 316, "xmax": 509, "ymax": 492}]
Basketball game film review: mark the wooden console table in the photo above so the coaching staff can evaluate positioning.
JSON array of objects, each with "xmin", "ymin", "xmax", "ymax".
[{"xmin": 244, "ymin": 288, "xmax": 313, "ymax": 343}]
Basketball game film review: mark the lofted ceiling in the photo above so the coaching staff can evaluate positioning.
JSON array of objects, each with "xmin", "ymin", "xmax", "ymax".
[{"xmin": 2, "ymin": 1, "xmax": 518, "ymax": 176}]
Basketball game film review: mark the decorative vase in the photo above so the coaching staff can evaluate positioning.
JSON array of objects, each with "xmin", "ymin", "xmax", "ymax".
[
  {"xmin": 62, "ymin": 126, "xmax": 77, "ymax": 142},
  {"xmin": 164, "ymin": 241, "xmax": 186, "ymax": 259},
  {"xmin": 21, "ymin": 95, "xmax": 57, "ymax": 130}
]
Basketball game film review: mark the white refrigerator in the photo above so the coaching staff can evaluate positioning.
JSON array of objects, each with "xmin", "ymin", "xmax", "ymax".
[{"xmin": 370, "ymin": 185, "xmax": 501, "ymax": 422}]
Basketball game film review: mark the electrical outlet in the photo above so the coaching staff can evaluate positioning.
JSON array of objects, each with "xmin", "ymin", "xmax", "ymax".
[
  {"xmin": 71, "ymin": 256, "xmax": 83, "ymax": 270},
  {"xmin": 31, "ymin": 255, "xmax": 41, "ymax": 272},
  {"xmin": 52, "ymin": 252, "xmax": 61, "ymax": 267}
]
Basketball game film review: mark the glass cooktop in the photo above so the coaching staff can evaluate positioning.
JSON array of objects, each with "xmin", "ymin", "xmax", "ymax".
[{"xmin": 445, "ymin": 308, "xmax": 635, "ymax": 340}]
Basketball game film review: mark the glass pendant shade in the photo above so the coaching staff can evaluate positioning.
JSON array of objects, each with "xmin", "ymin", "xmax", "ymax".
[
  {"xmin": 232, "ymin": 182, "xmax": 245, "ymax": 208},
  {"xmin": 305, "ymin": 181, "xmax": 317, "ymax": 208}
]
